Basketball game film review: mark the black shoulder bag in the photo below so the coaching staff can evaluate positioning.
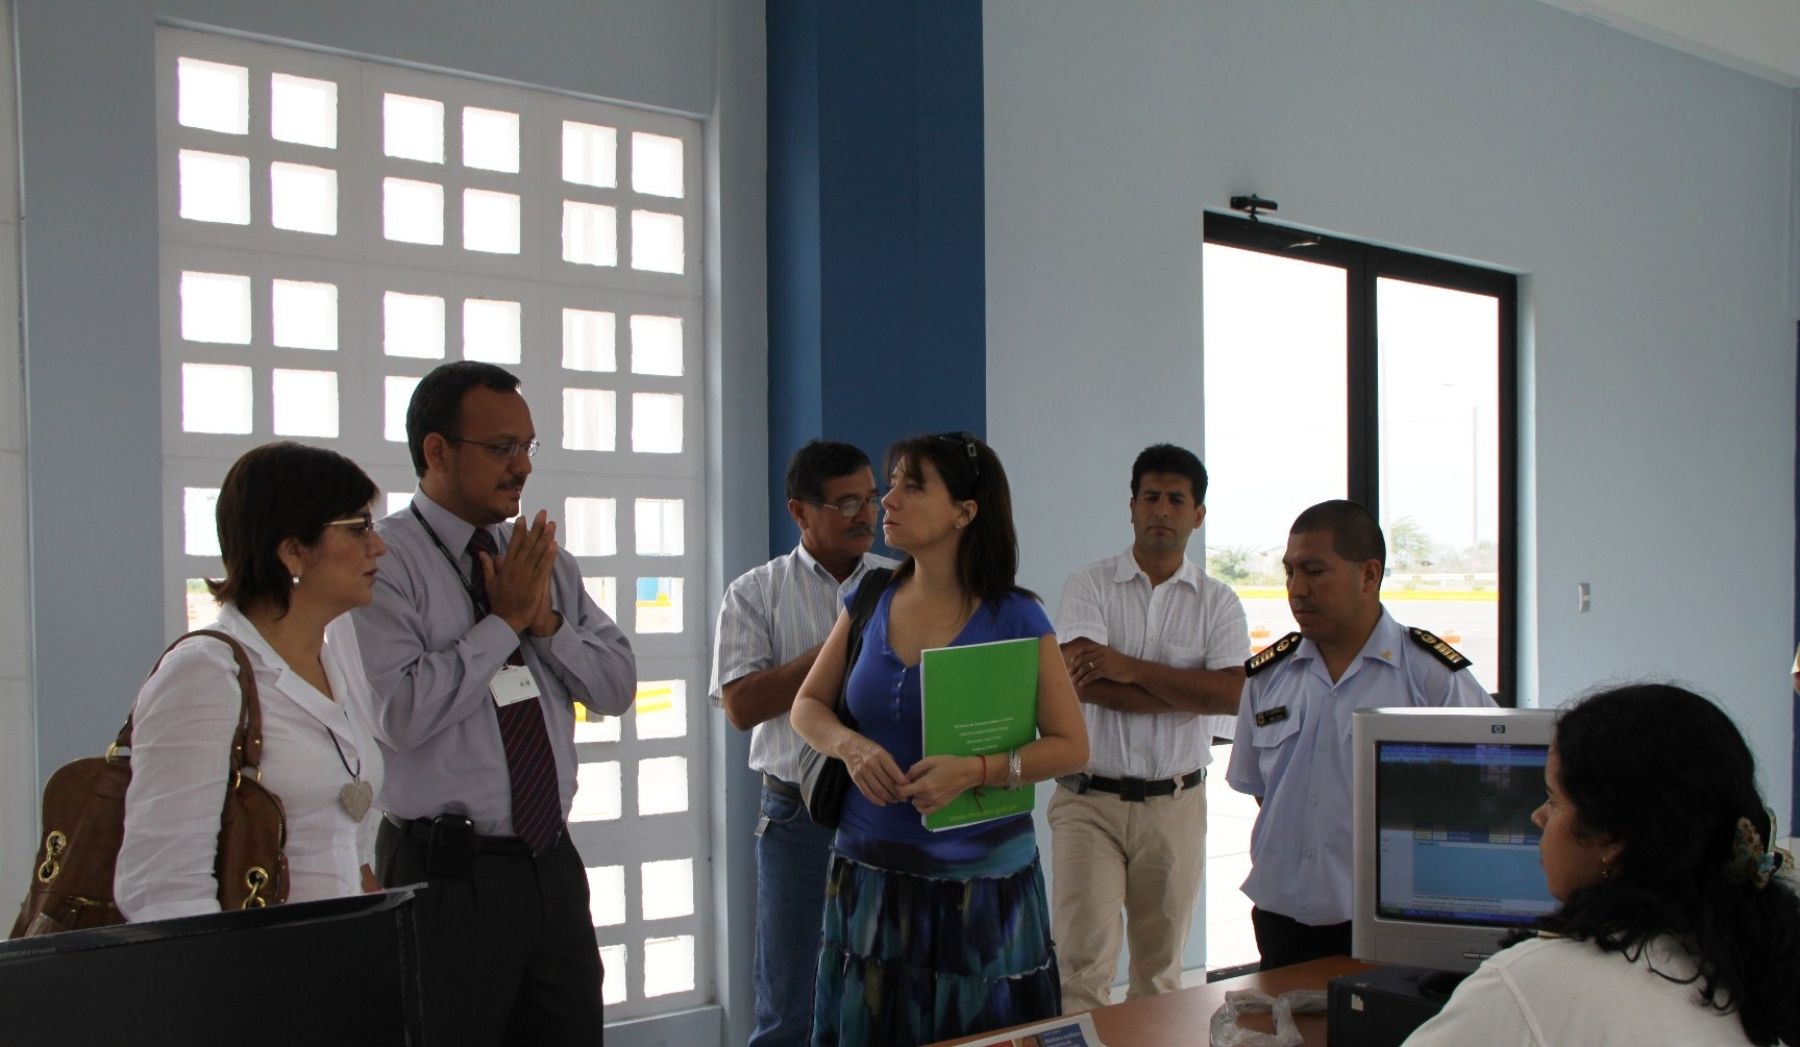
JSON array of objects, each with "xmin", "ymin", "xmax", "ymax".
[{"xmin": 795, "ymin": 567, "xmax": 895, "ymax": 828}]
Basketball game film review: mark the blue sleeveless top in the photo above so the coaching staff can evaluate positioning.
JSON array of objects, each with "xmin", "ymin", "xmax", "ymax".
[{"xmin": 834, "ymin": 586, "xmax": 1053, "ymax": 876}]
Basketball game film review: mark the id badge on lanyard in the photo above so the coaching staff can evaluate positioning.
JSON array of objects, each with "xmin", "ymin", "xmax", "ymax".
[{"xmin": 491, "ymin": 663, "xmax": 541, "ymax": 708}]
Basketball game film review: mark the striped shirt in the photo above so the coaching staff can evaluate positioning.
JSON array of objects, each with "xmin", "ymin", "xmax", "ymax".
[{"xmin": 708, "ymin": 543, "xmax": 897, "ymax": 783}]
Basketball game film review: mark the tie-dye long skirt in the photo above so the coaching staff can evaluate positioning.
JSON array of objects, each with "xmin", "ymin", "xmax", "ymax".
[{"xmin": 810, "ymin": 846, "xmax": 1061, "ymax": 1046}]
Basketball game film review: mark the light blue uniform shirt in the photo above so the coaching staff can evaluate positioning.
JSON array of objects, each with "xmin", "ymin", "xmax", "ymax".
[{"xmin": 1225, "ymin": 608, "xmax": 1493, "ymax": 925}]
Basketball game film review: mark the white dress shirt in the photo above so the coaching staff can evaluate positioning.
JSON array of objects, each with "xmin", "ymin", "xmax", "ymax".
[
  {"xmin": 708, "ymin": 543, "xmax": 896, "ymax": 783},
  {"xmin": 1226, "ymin": 608, "xmax": 1493, "ymax": 925},
  {"xmin": 349, "ymin": 490, "xmax": 636, "ymax": 835},
  {"xmin": 1403, "ymin": 935, "xmax": 1755, "ymax": 1046},
  {"xmin": 116, "ymin": 604, "xmax": 384, "ymax": 922},
  {"xmin": 1055, "ymin": 547, "xmax": 1250, "ymax": 778}
]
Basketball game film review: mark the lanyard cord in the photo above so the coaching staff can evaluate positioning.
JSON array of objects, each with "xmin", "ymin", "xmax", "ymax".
[
  {"xmin": 410, "ymin": 504, "xmax": 531, "ymax": 670},
  {"xmin": 410, "ymin": 504, "xmax": 487, "ymax": 615}
]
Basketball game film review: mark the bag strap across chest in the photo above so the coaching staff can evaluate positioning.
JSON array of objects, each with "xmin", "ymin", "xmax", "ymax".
[
  {"xmin": 120, "ymin": 629, "xmax": 265, "ymax": 780},
  {"xmin": 834, "ymin": 568, "xmax": 895, "ymax": 730}
]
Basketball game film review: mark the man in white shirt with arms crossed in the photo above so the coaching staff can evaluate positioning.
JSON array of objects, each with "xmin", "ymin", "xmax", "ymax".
[
  {"xmin": 1052, "ymin": 444, "xmax": 1250, "ymax": 1012},
  {"xmin": 710, "ymin": 440, "xmax": 895, "ymax": 1047}
]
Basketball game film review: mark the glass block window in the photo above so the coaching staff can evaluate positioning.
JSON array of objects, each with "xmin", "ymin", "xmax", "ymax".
[{"xmin": 157, "ymin": 28, "xmax": 708, "ymax": 1020}]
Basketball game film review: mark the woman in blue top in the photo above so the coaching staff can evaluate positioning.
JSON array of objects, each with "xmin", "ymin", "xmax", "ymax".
[{"xmin": 792, "ymin": 432, "xmax": 1089, "ymax": 1046}]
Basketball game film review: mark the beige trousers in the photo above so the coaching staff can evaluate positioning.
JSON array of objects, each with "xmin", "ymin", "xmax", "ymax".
[{"xmin": 1049, "ymin": 779, "xmax": 1208, "ymax": 1014}]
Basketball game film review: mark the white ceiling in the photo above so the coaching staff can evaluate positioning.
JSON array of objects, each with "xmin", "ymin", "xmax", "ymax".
[{"xmin": 1536, "ymin": 0, "xmax": 1800, "ymax": 87}]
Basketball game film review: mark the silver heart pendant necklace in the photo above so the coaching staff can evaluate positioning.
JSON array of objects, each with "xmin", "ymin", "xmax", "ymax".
[{"xmin": 327, "ymin": 729, "xmax": 373, "ymax": 822}]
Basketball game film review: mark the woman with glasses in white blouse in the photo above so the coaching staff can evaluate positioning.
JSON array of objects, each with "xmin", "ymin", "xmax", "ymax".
[{"xmin": 116, "ymin": 441, "xmax": 389, "ymax": 920}]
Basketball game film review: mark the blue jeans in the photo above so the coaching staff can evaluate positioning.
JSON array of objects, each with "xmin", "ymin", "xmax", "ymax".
[{"xmin": 750, "ymin": 781, "xmax": 837, "ymax": 1047}]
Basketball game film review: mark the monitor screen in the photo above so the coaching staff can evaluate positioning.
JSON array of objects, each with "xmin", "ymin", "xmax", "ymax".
[
  {"xmin": 1353, "ymin": 707, "xmax": 1559, "ymax": 972},
  {"xmin": 1375, "ymin": 741, "xmax": 1556, "ymax": 928}
]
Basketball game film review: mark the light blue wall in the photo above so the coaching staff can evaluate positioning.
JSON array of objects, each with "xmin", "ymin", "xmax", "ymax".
[
  {"xmin": 706, "ymin": 3, "xmax": 769, "ymax": 1043},
  {"xmin": 15, "ymin": 1, "xmax": 765, "ymax": 1042},
  {"xmin": 985, "ymin": 0, "xmax": 1795, "ymax": 844}
]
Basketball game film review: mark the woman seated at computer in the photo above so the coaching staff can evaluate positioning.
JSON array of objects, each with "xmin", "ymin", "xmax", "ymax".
[
  {"xmin": 116, "ymin": 442, "xmax": 388, "ymax": 920},
  {"xmin": 792, "ymin": 432, "xmax": 1088, "ymax": 1046},
  {"xmin": 1404, "ymin": 683, "xmax": 1798, "ymax": 1046}
]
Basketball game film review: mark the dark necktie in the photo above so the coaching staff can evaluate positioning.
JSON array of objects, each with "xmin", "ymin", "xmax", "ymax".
[{"xmin": 467, "ymin": 527, "xmax": 564, "ymax": 855}]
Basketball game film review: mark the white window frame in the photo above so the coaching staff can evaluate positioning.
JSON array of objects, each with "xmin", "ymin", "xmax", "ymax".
[{"xmin": 154, "ymin": 27, "xmax": 709, "ymax": 1020}]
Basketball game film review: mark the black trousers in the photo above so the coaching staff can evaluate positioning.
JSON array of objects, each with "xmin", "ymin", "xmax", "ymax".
[
  {"xmin": 1250, "ymin": 906, "xmax": 1353, "ymax": 972},
  {"xmin": 377, "ymin": 820, "xmax": 604, "ymax": 1047}
]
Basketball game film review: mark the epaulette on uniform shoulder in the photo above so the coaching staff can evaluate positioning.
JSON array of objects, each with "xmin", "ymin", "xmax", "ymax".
[
  {"xmin": 1408, "ymin": 627, "xmax": 1472, "ymax": 672},
  {"xmin": 1246, "ymin": 632, "xmax": 1302, "ymax": 677}
]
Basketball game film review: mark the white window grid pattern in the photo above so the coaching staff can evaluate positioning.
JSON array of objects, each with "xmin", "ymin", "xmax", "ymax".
[{"xmin": 155, "ymin": 28, "xmax": 707, "ymax": 1020}]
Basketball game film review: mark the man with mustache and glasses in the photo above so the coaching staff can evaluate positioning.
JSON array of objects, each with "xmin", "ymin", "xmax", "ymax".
[
  {"xmin": 1051, "ymin": 443, "xmax": 1250, "ymax": 1013},
  {"xmin": 351, "ymin": 361, "xmax": 637, "ymax": 1046},
  {"xmin": 1226, "ymin": 500, "xmax": 1491, "ymax": 971},
  {"xmin": 709, "ymin": 440, "xmax": 895, "ymax": 1047}
]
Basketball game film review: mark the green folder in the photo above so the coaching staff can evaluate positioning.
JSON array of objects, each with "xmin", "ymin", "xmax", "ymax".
[{"xmin": 919, "ymin": 636, "xmax": 1039, "ymax": 831}]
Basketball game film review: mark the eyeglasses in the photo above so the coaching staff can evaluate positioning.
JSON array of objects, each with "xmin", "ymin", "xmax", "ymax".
[
  {"xmin": 809, "ymin": 495, "xmax": 878, "ymax": 518},
  {"xmin": 450, "ymin": 437, "xmax": 540, "ymax": 459},
  {"xmin": 325, "ymin": 512, "xmax": 376, "ymax": 538},
  {"xmin": 936, "ymin": 432, "xmax": 981, "ymax": 477}
]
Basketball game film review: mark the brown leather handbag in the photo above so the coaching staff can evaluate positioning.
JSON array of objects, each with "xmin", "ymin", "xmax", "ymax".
[{"xmin": 9, "ymin": 629, "xmax": 289, "ymax": 938}]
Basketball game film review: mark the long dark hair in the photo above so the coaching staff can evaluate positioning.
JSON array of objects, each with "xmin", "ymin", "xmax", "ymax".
[
  {"xmin": 1532, "ymin": 683, "xmax": 1799, "ymax": 1044},
  {"xmin": 883, "ymin": 432, "xmax": 1033, "ymax": 606}
]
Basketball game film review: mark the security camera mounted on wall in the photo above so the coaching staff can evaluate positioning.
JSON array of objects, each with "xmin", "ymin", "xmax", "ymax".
[{"xmin": 1229, "ymin": 194, "xmax": 1277, "ymax": 221}]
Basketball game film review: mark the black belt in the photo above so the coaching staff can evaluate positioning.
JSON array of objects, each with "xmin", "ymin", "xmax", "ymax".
[
  {"xmin": 1058, "ymin": 768, "xmax": 1205, "ymax": 802},
  {"xmin": 385, "ymin": 814, "xmax": 542, "ymax": 856},
  {"xmin": 761, "ymin": 774, "xmax": 801, "ymax": 801}
]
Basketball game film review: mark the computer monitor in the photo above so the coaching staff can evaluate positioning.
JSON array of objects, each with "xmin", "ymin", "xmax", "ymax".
[{"xmin": 1352, "ymin": 706, "xmax": 1558, "ymax": 972}]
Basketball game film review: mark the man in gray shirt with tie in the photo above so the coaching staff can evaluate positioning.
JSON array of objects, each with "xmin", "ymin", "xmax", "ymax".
[
  {"xmin": 352, "ymin": 361, "xmax": 637, "ymax": 1046},
  {"xmin": 710, "ymin": 440, "xmax": 894, "ymax": 1047}
]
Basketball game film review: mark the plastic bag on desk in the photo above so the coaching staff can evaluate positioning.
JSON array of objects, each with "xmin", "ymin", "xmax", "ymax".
[{"xmin": 1209, "ymin": 988, "xmax": 1329, "ymax": 1046}]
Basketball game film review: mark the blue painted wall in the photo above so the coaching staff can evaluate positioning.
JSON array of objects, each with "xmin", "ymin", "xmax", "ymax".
[{"xmin": 766, "ymin": 0, "xmax": 986, "ymax": 557}]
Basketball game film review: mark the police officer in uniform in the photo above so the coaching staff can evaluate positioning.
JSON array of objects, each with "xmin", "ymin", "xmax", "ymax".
[{"xmin": 1226, "ymin": 499, "xmax": 1493, "ymax": 970}]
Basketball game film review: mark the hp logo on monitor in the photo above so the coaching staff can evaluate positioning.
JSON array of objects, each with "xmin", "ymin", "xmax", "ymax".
[{"xmin": 1491, "ymin": 725, "xmax": 1506, "ymax": 734}]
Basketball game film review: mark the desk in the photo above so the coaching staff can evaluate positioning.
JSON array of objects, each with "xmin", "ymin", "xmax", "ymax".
[{"xmin": 935, "ymin": 956, "xmax": 1373, "ymax": 1046}]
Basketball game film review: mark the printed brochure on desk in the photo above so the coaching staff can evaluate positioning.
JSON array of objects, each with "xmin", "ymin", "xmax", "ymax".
[
  {"xmin": 962, "ymin": 1012, "xmax": 1107, "ymax": 1046},
  {"xmin": 919, "ymin": 636, "xmax": 1038, "ymax": 831}
]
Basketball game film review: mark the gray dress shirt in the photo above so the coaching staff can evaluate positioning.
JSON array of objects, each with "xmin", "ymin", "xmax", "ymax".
[{"xmin": 350, "ymin": 489, "xmax": 637, "ymax": 836}]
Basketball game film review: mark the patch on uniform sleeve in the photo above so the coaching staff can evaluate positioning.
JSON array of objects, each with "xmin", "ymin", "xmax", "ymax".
[
  {"xmin": 1408, "ymin": 627, "xmax": 1472, "ymax": 671},
  {"xmin": 1246, "ymin": 632, "xmax": 1303, "ymax": 677}
]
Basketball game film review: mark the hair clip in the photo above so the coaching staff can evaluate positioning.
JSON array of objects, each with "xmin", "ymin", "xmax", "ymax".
[
  {"xmin": 1731, "ymin": 808, "xmax": 1793, "ymax": 890},
  {"xmin": 936, "ymin": 432, "xmax": 981, "ymax": 478}
]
